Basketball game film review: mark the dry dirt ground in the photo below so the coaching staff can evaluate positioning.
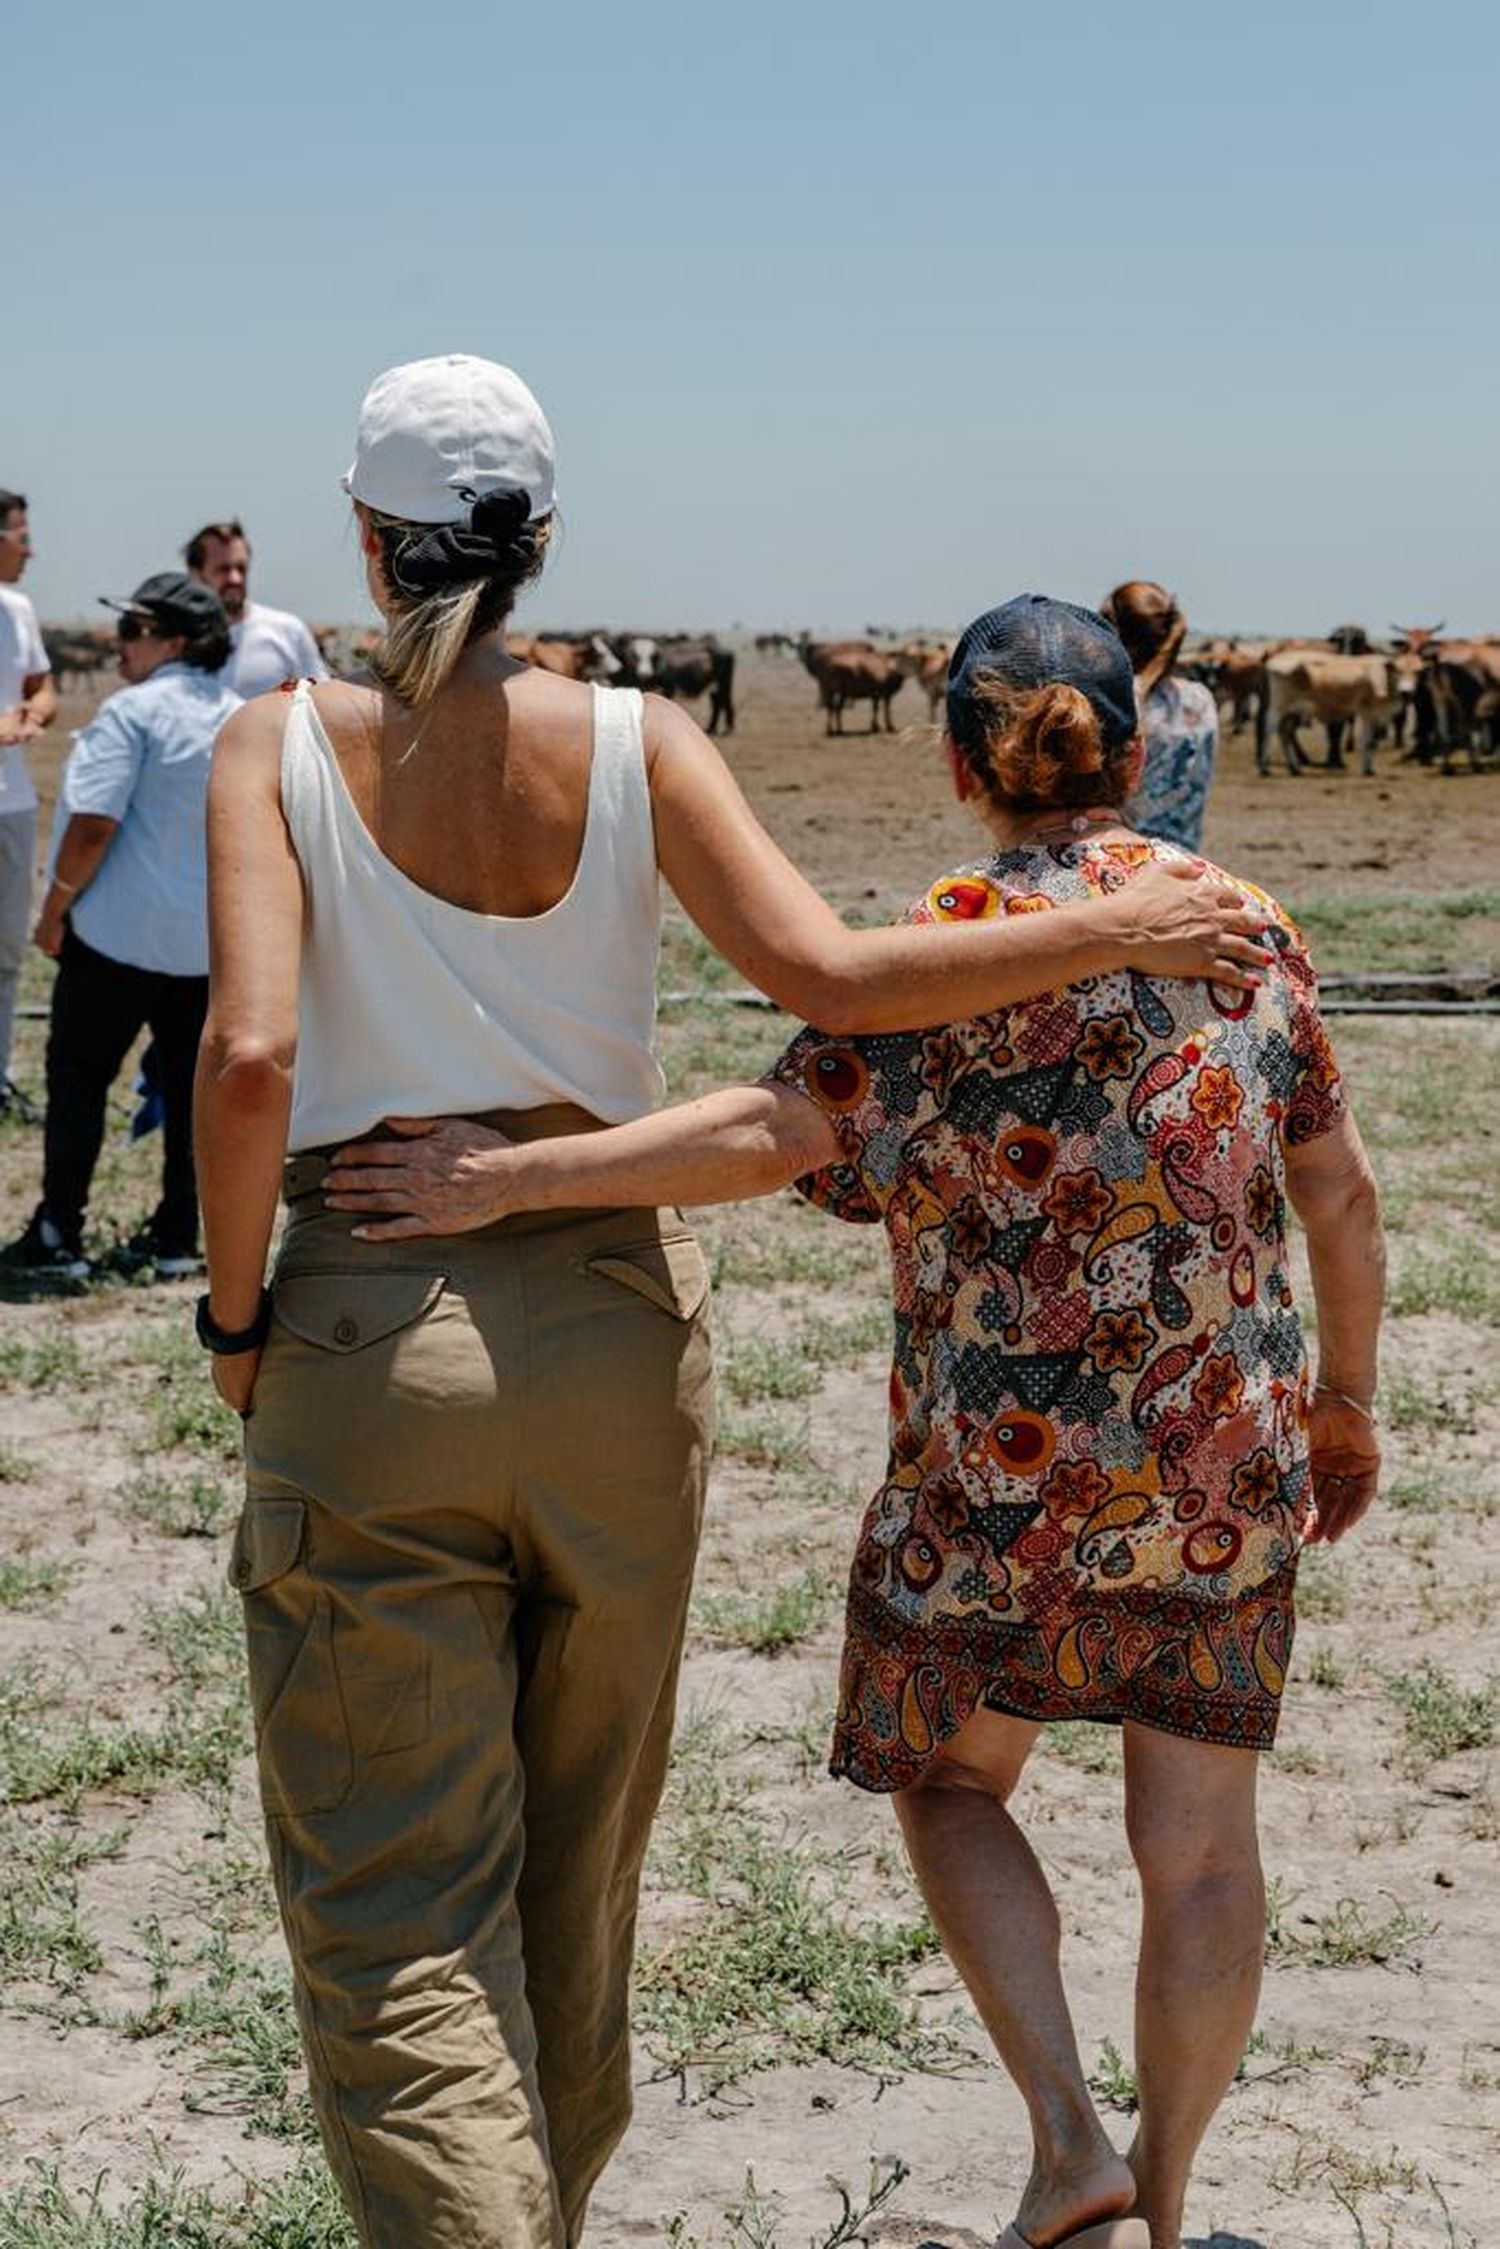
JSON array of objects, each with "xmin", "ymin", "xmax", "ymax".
[{"xmin": 0, "ymin": 655, "xmax": 1496, "ymax": 2247}]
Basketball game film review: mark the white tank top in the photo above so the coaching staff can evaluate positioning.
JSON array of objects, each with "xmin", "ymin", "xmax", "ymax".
[{"xmin": 281, "ymin": 679, "xmax": 665, "ymax": 1151}]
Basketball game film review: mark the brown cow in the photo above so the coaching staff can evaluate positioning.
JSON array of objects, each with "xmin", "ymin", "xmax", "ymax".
[
  {"xmin": 1257, "ymin": 649, "xmax": 1418, "ymax": 776},
  {"xmin": 1422, "ymin": 639, "xmax": 1500, "ymax": 772},
  {"xmin": 893, "ymin": 635, "xmax": 953, "ymax": 719},
  {"xmin": 800, "ymin": 639, "xmax": 907, "ymax": 734}
]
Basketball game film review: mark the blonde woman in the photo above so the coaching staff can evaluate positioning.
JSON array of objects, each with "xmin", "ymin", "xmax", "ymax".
[{"xmin": 194, "ymin": 364, "xmax": 1269, "ymax": 2249}]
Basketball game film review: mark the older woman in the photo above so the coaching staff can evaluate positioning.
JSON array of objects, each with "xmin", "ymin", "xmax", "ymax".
[
  {"xmin": 1102, "ymin": 581, "xmax": 1219, "ymax": 852},
  {"xmin": 194, "ymin": 354, "xmax": 1268, "ymax": 2249},
  {"xmin": 333, "ymin": 594, "xmax": 1383, "ymax": 2249}
]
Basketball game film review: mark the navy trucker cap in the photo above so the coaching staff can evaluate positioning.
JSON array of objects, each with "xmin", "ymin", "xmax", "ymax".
[
  {"xmin": 947, "ymin": 593, "xmax": 1138, "ymax": 755},
  {"xmin": 100, "ymin": 571, "xmax": 227, "ymax": 638}
]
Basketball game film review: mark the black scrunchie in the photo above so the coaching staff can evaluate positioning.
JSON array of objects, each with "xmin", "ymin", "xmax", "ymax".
[{"xmin": 389, "ymin": 488, "xmax": 534, "ymax": 596}]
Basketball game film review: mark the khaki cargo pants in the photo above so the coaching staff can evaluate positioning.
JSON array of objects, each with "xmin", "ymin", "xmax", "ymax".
[{"xmin": 234, "ymin": 1139, "xmax": 713, "ymax": 2248}]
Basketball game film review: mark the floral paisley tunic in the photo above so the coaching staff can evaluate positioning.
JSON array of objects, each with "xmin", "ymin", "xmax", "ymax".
[{"xmin": 768, "ymin": 839, "xmax": 1345, "ymax": 1788}]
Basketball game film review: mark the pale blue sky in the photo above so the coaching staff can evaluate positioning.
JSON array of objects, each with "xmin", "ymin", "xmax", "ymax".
[{"xmin": 11, "ymin": 0, "xmax": 1498, "ymax": 635}]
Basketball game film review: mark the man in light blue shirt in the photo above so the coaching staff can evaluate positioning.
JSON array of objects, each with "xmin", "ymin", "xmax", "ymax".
[{"xmin": 0, "ymin": 574, "xmax": 240, "ymax": 1284}]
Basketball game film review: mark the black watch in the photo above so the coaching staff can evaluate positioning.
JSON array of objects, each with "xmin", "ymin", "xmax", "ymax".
[{"xmin": 195, "ymin": 1287, "xmax": 273, "ymax": 1355}]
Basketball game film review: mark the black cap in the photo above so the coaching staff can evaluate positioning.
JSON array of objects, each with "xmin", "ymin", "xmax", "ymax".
[
  {"xmin": 100, "ymin": 571, "xmax": 227, "ymax": 638},
  {"xmin": 947, "ymin": 593, "xmax": 1138, "ymax": 757}
]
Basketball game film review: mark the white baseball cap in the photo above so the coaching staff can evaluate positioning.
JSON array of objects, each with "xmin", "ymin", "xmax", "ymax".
[{"xmin": 342, "ymin": 353, "xmax": 556, "ymax": 526}]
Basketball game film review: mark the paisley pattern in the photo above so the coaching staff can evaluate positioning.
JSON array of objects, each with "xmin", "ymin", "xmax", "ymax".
[
  {"xmin": 768, "ymin": 839, "xmax": 1345, "ymax": 1790},
  {"xmin": 1125, "ymin": 676, "xmax": 1220, "ymax": 851}
]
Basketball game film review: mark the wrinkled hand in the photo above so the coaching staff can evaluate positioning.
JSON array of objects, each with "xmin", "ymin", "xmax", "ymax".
[
  {"xmin": 32, "ymin": 900, "xmax": 67, "ymax": 958},
  {"xmin": 0, "ymin": 711, "xmax": 40, "ymax": 747},
  {"xmin": 211, "ymin": 1347, "xmax": 262, "ymax": 1419},
  {"xmin": 323, "ymin": 1116, "xmax": 519, "ymax": 1240},
  {"xmin": 1112, "ymin": 861, "xmax": 1272, "ymax": 989},
  {"xmin": 1303, "ymin": 1391, "xmax": 1380, "ymax": 1545}
]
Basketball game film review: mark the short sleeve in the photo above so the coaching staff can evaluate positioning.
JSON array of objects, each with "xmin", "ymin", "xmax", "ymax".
[
  {"xmin": 62, "ymin": 695, "xmax": 146, "ymax": 822},
  {"xmin": 22, "ymin": 603, "xmax": 48, "ymax": 676},
  {"xmin": 762, "ymin": 875, "xmax": 987, "ymax": 1222},
  {"xmin": 1272, "ymin": 916, "xmax": 1346, "ymax": 1147}
]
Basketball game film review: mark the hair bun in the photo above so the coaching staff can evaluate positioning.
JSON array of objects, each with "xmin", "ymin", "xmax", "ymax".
[{"xmin": 469, "ymin": 487, "xmax": 531, "ymax": 545}]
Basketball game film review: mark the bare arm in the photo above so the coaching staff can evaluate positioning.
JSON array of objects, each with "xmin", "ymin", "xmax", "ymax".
[
  {"xmin": 194, "ymin": 698, "xmax": 304, "ymax": 1412},
  {"xmin": 1284, "ymin": 1110, "xmax": 1385, "ymax": 1544},
  {"xmin": 323, "ymin": 1084, "xmax": 842, "ymax": 1240},
  {"xmin": 33, "ymin": 812, "xmax": 119, "ymax": 957},
  {"xmin": 645, "ymin": 698, "xmax": 1269, "ymax": 1030}
]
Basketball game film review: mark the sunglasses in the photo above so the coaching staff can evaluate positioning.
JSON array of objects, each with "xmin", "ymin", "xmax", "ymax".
[{"xmin": 116, "ymin": 615, "xmax": 160, "ymax": 643}]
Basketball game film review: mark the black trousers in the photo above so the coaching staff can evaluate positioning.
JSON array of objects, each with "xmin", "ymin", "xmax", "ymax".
[{"xmin": 43, "ymin": 928, "xmax": 208, "ymax": 1245}]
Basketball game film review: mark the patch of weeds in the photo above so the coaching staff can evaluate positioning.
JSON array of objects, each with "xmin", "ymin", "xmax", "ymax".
[
  {"xmin": 664, "ymin": 2158, "xmax": 910, "ymax": 2249},
  {"xmin": 1087, "ymin": 2036, "xmax": 1137, "ymax": 2111},
  {"xmin": 716, "ymin": 1410, "xmax": 811, "ymax": 1472},
  {"xmin": 0, "ymin": 2151, "xmax": 355, "ymax": 2245},
  {"xmin": 0, "ymin": 1325, "xmax": 88, "ymax": 1393},
  {"xmin": 1389, "ymin": 1247, "xmax": 1500, "ymax": 1325},
  {"xmin": 1290, "ymin": 888, "xmax": 1500, "ymax": 977},
  {"xmin": 1045, "ymin": 1721, "xmax": 1121, "ymax": 1774},
  {"xmin": 0, "ymin": 1809, "xmax": 127, "ymax": 2001},
  {"xmin": 1297, "ymin": 1549, "xmax": 1346, "ymax": 1618},
  {"xmin": 0, "ymin": 1441, "xmax": 37, "ymax": 1483},
  {"xmin": 712, "ymin": 1234, "xmax": 856, "ymax": 1291},
  {"xmin": 1383, "ymin": 1371, "xmax": 1493, "ymax": 1437},
  {"xmin": 635, "ymin": 1826, "xmax": 958, "ymax": 2088},
  {"xmin": 1275, "ymin": 1895, "xmax": 1431, "ymax": 1969},
  {"xmin": 1272, "ymin": 1741, "xmax": 1325, "ymax": 1776},
  {"xmin": 0, "ymin": 1554, "xmax": 77, "ymax": 1611},
  {"xmin": 801, "ymin": 1305, "xmax": 889, "ymax": 1365},
  {"xmin": 722, "ymin": 1336, "xmax": 822, "ymax": 1407},
  {"xmin": 122, "ymin": 1468, "xmax": 237, "ymax": 1538},
  {"xmin": 0, "ymin": 1625, "xmax": 249, "ymax": 1812},
  {"xmin": 141, "ymin": 1585, "xmax": 243, "ymax": 1691},
  {"xmin": 1381, "ymin": 1663, "xmax": 1496, "ymax": 1764},
  {"xmin": 127, "ymin": 1916, "xmax": 312, "ymax": 2142},
  {"xmin": 696, "ymin": 1568, "xmax": 832, "ymax": 1654},
  {"xmin": 1306, "ymin": 1646, "xmax": 1345, "ymax": 1690},
  {"xmin": 148, "ymin": 1374, "xmax": 244, "ymax": 1462},
  {"xmin": 1351, "ymin": 2036, "xmax": 1425, "ymax": 2090},
  {"xmin": 1234, "ymin": 2026, "xmax": 1333, "ymax": 2085}
]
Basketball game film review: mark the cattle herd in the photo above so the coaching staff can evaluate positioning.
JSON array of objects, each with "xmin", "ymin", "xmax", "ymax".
[{"xmin": 37, "ymin": 618, "xmax": 1500, "ymax": 776}]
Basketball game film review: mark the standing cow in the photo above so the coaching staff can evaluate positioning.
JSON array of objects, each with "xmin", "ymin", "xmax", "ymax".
[{"xmin": 799, "ymin": 639, "xmax": 907, "ymax": 734}]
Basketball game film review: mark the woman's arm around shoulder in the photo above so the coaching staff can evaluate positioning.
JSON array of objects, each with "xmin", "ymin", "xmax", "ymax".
[
  {"xmin": 194, "ymin": 695, "xmax": 305, "ymax": 1414},
  {"xmin": 643, "ymin": 696, "xmax": 1269, "ymax": 1032}
]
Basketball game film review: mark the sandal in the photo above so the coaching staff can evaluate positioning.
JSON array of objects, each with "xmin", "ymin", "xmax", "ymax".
[{"xmin": 997, "ymin": 2224, "xmax": 1150, "ymax": 2249}]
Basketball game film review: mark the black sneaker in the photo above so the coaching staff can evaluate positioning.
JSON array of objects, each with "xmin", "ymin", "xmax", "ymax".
[
  {"xmin": 112, "ymin": 1223, "xmax": 203, "ymax": 1280},
  {"xmin": 0, "ymin": 1209, "xmax": 92, "ymax": 1283}
]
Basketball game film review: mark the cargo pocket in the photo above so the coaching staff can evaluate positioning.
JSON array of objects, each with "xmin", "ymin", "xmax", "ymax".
[
  {"xmin": 230, "ymin": 1494, "xmax": 351, "ymax": 1819},
  {"xmin": 272, "ymin": 1269, "xmax": 447, "ymax": 1353},
  {"xmin": 585, "ymin": 1235, "xmax": 711, "ymax": 1321}
]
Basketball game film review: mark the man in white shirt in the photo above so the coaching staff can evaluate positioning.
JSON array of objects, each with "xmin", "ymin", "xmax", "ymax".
[
  {"xmin": 0, "ymin": 488, "xmax": 57, "ymax": 1115},
  {"xmin": 184, "ymin": 517, "xmax": 329, "ymax": 698}
]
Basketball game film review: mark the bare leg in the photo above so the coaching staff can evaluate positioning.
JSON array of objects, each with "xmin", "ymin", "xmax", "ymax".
[
  {"xmin": 1121, "ymin": 1725, "xmax": 1264, "ymax": 2249},
  {"xmin": 894, "ymin": 1709, "xmax": 1136, "ymax": 2247}
]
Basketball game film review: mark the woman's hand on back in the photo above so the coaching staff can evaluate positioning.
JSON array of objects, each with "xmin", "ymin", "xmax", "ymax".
[
  {"xmin": 324, "ymin": 1118, "xmax": 520, "ymax": 1239},
  {"xmin": 1105, "ymin": 861, "xmax": 1271, "ymax": 988}
]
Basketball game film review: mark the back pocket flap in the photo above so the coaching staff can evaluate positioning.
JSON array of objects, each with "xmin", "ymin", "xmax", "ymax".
[
  {"xmin": 273, "ymin": 1271, "xmax": 446, "ymax": 1353},
  {"xmin": 230, "ymin": 1496, "xmax": 306, "ymax": 1593},
  {"xmin": 586, "ymin": 1237, "xmax": 710, "ymax": 1321}
]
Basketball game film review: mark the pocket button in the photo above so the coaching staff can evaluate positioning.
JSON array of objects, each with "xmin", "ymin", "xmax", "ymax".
[
  {"xmin": 333, "ymin": 1316, "xmax": 359, "ymax": 1346},
  {"xmin": 231, "ymin": 1552, "xmax": 253, "ymax": 1586}
]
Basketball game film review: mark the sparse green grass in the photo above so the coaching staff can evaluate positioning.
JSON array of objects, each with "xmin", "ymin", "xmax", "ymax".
[
  {"xmin": 1274, "ymin": 1895, "xmax": 1432, "ymax": 1969},
  {"xmin": 147, "ymin": 1375, "xmax": 244, "ymax": 1462},
  {"xmin": 1289, "ymin": 887, "xmax": 1500, "ymax": 977},
  {"xmin": 127, "ymin": 1916, "xmax": 311, "ymax": 2142},
  {"xmin": 0, "ymin": 1555, "xmax": 76, "ymax": 1612},
  {"xmin": 715, "ymin": 1409, "xmax": 811, "ymax": 1472},
  {"xmin": 1306, "ymin": 1646, "xmax": 1345, "ymax": 1690},
  {"xmin": 1045, "ymin": 1721, "xmax": 1122, "ymax": 1773},
  {"xmin": 1087, "ymin": 2036, "xmax": 1137, "ymax": 2111},
  {"xmin": 664, "ymin": 2159, "xmax": 911, "ymax": 2249},
  {"xmin": 121, "ymin": 1468, "xmax": 237, "ymax": 1538},
  {"xmin": 696, "ymin": 1568, "xmax": 832, "ymax": 1653},
  {"xmin": 635, "ymin": 1825, "xmax": 956, "ymax": 2088},
  {"xmin": 1388, "ymin": 1245, "xmax": 1500, "ymax": 1325},
  {"xmin": 0, "ymin": 1326, "xmax": 88, "ymax": 1393},
  {"xmin": 1297, "ymin": 1549, "xmax": 1347, "ymax": 1618},
  {"xmin": 0, "ymin": 2152, "xmax": 355, "ymax": 2246},
  {"xmin": 1382, "ymin": 1664, "xmax": 1496, "ymax": 1764},
  {"xmin": 0, "ymin": 1443, "xmax": 37, "ymax": 1484},
  {"xmin": 722, "ymin": 1336, "xmax": 822, "ymax": 1406},
  {"xmin": 1383, "ymin": 1370, "xmax": 1495, "ymax": 1436},
  {"xmin": 0, "ymin": 1811, "xmax": 126, "ymax": 2001}
]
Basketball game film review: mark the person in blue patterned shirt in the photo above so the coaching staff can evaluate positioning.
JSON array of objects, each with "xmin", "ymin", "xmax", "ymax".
[{"xmin": 1104, "ymin": 582, "xmax": 1219, "ymax": 852}]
